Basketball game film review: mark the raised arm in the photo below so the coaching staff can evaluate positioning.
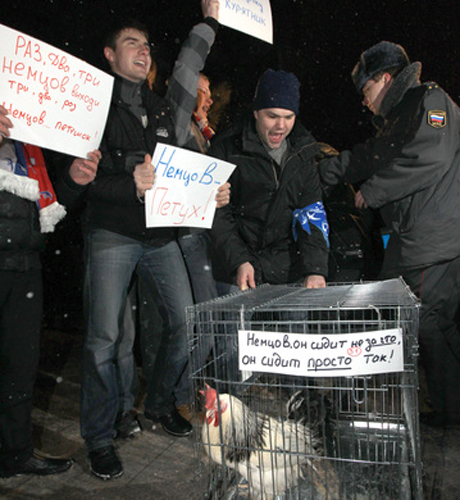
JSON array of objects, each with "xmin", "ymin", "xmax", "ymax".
[{"xmin": 165, "ymin": 0, "xmax": 219, "ymax": 147}]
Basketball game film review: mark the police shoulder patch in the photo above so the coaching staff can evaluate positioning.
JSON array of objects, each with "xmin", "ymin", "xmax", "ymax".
[{"xmin": 427, "ymin": 109, "xmax": 447, "ymax": 128}]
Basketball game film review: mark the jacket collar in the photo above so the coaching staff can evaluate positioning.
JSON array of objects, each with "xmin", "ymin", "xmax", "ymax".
[
  {"xmin": 111, "ymin": 73, "xmax": 147, "ymax": 105},
  {"xmin": 376, "ymin": 62, "xmax": 422, "ymax": 120},
  {"xmin": 110, "ymin": 73, "xmax": 170, "ymax": 119},
  {"xmin": 242, "ymin": 115, "xmax": 319, "ymax": 159}
]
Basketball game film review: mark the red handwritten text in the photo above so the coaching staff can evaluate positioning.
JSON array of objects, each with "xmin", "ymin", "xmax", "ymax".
[
  {"xmin": 1, "ymin": 101, "xmax": 46, "ymax": 127},
  {"xmin": 71, "ymin": 84, "xmax": 100, "ymax": 111},
  {"xmin": 77, "ymin": 70, "xmax": 101, "ymax": 87},
  {"xmin": 14, "ymin": 35, "xmax": 42, "ymax": 62},
  {"xmin": 2, "ymin": 57, "xmax": 69, "ymax": 93},
  {"xmin": 55, "ymin": 121, "xmax": 91, "ymax": 141},
  {"xmin": 48, "ymin": 52, "xmax": 70, "ymax": 72},
  {"xmin": 149, "ymin": 187, "xmax": 213, "ymax": 225}
]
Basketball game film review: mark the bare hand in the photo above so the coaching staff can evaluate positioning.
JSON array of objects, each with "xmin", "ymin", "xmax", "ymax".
[
  {"xmin": 216, "ymin": 182, "xmax": 230, "ymax": 208},
  {"xmin": 134, "ymin": 154, "xmax": 155, "ymax": 197},
  {"xmin": 237, "ymin": 261, "xmax": 256, "ymax": 291},
  {"xmin": 303, "ymin": 275, "xmax": 326, "ymax": 289},
  {"xmin": 0, "ymin": 105, "xmax": 13, "ymax": 143},
  {"xmin": 69, "ymin": 150, "xmax": 101, "ymax": 185},
  {"xmin": 202, "ymin": 0, "xmax": 219, "ymax": 20},
  {"xmin": 355, "ymin": 190, "xmax": 368, "ymax": 209}
]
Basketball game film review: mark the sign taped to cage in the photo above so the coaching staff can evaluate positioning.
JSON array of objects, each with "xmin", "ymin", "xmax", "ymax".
[{"xmin": 238, "ymin": 328, "xmax": 404, "ymax": 377}]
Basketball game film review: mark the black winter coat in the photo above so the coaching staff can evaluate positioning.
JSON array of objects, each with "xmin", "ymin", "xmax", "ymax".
[
  {"xmin": 319, "ymin": 63, "xmax": 460, "ymax": 277},
  {"xmin": 85, "ymin": 76, "xmax": 176, "ymax": 246},
  {"xmin": 0, "ymin": 191, "xmax": 43, "ymax": 271},
  {"xmin": 210, "ymin": 116, "xmax": 329, "ymax": 285},
  {"xmin": 0, "ymin": 147, "xmax": 87, "ymax": 272}
]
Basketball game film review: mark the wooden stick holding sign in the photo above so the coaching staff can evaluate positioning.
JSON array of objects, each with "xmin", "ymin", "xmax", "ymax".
[
  {"xmin": 0, "ymin": 24, "xmax": 113, "ymax": 158},
  {"xmin": 145, "ymin": 143, "xmax": 235, "ymax": 229},
  {"xmin": 218, "ymin": 0, "xmax": 273, "ymax": 44}
]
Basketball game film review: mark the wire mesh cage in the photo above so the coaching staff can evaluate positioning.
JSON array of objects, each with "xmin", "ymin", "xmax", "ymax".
[{"xmin": 187, "ymin": 278, "xmax": 422, "ymax": 500}]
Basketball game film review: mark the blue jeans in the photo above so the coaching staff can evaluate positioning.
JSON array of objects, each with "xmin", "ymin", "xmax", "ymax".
[{"xmin": 80, "ymin": 229, "xmax": 193, "ymax": 452}]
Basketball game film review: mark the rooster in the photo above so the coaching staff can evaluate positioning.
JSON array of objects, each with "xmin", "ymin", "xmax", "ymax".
[{"xmin": 200, "ymin": 384, "xmax": 340, "ymax": 499}]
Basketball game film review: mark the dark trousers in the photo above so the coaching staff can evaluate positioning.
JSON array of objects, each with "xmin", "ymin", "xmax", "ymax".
[
  {"xmin": 0, "ymin": 268, "xmax": 42, "ymax": 469},
  {"xmin": 138, "ymin": 231, "xmax": 219, "ymax": 407},
  {"xmin": 404, "ymin": 255, "xmax": 460, "ymax": 421}
]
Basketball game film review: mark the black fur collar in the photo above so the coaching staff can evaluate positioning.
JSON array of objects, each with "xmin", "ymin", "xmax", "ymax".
[{"xmin": 378, "ymin": 62, "xmax": 422, "ymax": 119}]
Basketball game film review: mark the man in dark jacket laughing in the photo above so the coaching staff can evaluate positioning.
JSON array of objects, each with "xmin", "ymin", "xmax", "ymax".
[
  {"xmin": 210, "ymin": 69, "xmax": 329, "ymax": 291},
  {"xmin": 80, "ymin": 19, "xmax": 196, "ymax": 481}
]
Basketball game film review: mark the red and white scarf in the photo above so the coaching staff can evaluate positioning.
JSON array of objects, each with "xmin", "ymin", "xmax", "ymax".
[
  {"xmin": 0, "ymin": 140, "xmax": 66, "ymax": 232},
  {"xmin": 192, "ymin": 112, "xmax": 215, "ymax": 142}
]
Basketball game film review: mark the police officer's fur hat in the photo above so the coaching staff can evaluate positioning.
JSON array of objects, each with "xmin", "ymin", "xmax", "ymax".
[{"xmin": 351, "ymin": 41, "xmax": 410, "ymax": 93}]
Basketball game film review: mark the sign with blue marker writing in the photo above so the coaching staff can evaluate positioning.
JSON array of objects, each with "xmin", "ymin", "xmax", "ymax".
[
  {"xmin": 145, "ymin": 143, "xmax": 235, "ymax": 228},
  {"xmin": 218, "ymin": 0, "xmax": 273, "ymax": 44},
  {"xmin": 238, "ymin": 328, "xmax": 404, "ymax": 377}
]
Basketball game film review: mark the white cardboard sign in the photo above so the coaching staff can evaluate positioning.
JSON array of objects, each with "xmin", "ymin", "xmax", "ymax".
[
  {"xmin": 145, "ymin": 143, "xmax": 235, "ymax": 228},
  {"xmin": 238, "ymin": 328, "xmax": 404, "ymax": 377},
  {"xmin": 218, "ymin": 0, "xmax": 273, "ymax": 44},
  {"xmin": 0, "ymin": 24, "xmax": 113, "ymax": 158}
]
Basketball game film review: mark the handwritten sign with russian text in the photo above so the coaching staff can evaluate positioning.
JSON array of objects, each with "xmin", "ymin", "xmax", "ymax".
[
  {"xmin": 145, "ymin": 143, "xmax": 235, "ymax": 228},
  {"xmin": 218, "ymin": 0, "xmax": 273, "ymax": 44},
  {"xmin": 0, "ymin": 24, "xmax": 113, "ymax": 158},
  {"xmin": 238, "ymin": 328, "xmax": 404, "ymax": 377}
]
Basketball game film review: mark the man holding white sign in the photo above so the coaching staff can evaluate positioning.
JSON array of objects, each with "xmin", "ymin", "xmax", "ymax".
[
  {"xmin": 79, "ymin": 19, "xmax": 196, "ymax": 480},
  {"xmin": 79, "ymin": 5, "xmax": 229, "ymax": 480}
]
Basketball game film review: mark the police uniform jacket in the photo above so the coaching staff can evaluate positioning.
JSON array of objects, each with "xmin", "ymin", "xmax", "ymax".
[
  {"xmin": 319, "ymin": 62, "xmax": 460, "ymax": 277},
  {"xmin": 210, "ymin": 116, "xmax": 329, "ymax": 285}
]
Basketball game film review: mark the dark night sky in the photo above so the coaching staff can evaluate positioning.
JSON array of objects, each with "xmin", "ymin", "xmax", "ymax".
[
  {"xmin": 3, "ymin": 0, "xmax": 459, "ymax": 327},
  {"xmin": 2, "ymin": 0, "xmax": 460, "ymax": 150}
]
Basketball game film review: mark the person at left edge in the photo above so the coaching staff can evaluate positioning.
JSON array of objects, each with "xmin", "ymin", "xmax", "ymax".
[{"xmin": 0, "ymin": 104, "xmax": 100, "ymax": 478}]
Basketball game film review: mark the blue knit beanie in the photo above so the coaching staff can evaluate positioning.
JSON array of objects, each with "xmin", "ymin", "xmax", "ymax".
[{"xmin": 253, "ymin": 69, "xmax": 300, "ymax": 115}]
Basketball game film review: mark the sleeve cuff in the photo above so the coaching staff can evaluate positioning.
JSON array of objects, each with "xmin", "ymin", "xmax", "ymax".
[{"xmin": 202, "ymin": 17, "xmax": 219, "ymax": 34}]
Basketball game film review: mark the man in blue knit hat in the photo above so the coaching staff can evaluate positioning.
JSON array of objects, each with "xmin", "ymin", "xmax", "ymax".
[{"xmin": 210, "ymin": 69, "xmax": 329, "ymax": 291}]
